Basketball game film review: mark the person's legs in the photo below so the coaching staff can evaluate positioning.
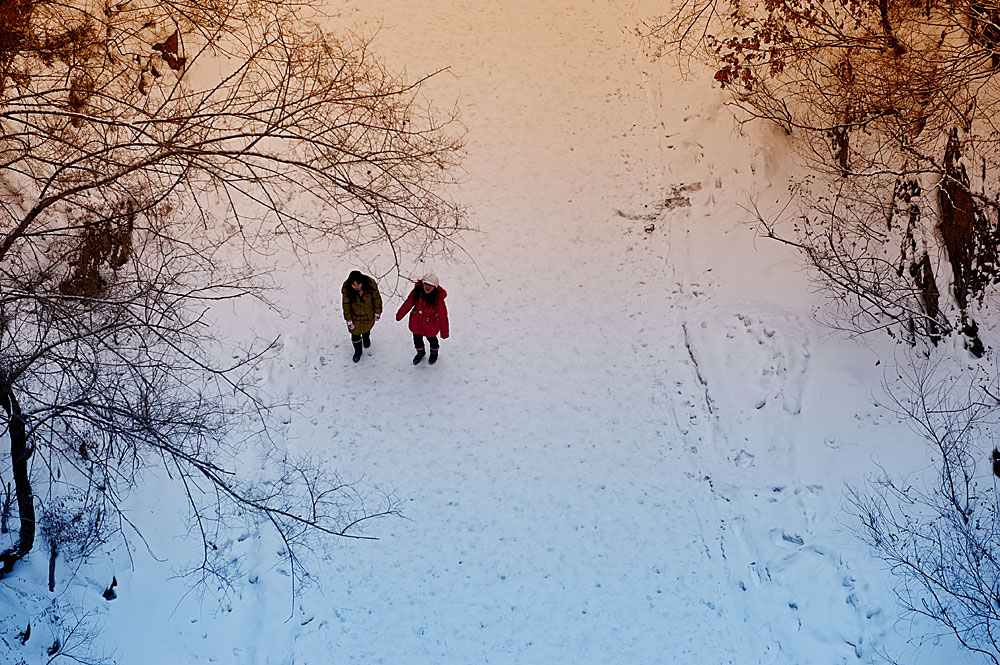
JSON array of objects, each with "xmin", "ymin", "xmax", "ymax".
[
  {"xmin": 428, "ymin": 336, "xmax": 439, "ymax": 365},
  {"xmin": 412, "ymin": 333, "xmax": 426, "ymax": 364},
  {"xmin": 362, "ymin": 331, "xmax": 371, "ymax": 348},
  {"xmin": 351, "ymin": 334, "xmax": 363, "ymax": 362}
]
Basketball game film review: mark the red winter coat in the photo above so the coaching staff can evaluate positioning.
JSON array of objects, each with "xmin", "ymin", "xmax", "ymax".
[{"xmin": 396, "ymin": 283, "xmax": 449, "ymax": 338}]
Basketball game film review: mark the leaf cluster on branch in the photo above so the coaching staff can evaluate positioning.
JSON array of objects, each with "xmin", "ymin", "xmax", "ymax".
[{"xmin": 643, "ymin": 0, "xmax": 1000, "ymax": 353}]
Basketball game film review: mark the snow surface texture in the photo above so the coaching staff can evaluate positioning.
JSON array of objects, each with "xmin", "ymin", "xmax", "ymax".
[{"xmin": 1, "ymin": 1, "xmax": 984, "ymax": 664}]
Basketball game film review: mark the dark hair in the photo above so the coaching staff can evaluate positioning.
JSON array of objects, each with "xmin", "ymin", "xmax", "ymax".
[
  {"xmin": 345, "ymin": 271, "xmax": 371, "ymax": 301},
  {"xmin": 412, "ymin": 281, "xmax": 438, "ymax": 306}
]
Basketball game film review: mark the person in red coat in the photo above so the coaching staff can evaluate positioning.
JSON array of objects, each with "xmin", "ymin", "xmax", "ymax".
[{"xmin": 396, "ymin": 273, "xmax": 449, "ymax": 365}]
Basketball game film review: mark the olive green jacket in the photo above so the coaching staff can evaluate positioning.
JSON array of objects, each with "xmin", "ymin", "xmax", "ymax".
[{"xmin": 342, "ymin": 276, "xmax": 383, "ymax": 335}]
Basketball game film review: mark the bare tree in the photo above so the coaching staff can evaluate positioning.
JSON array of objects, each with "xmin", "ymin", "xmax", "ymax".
[
  {"xmin": 0, "ymin": 0, "xmax": 463, "ymax": 595},
  {"xmin": 41, "ymin": 602, "xmax": 115, "ymax": 665},
  {"xmin": 641, "ymin": 0, "xmax": 1000, "ymax": 353},
  {"xmin": 643, "ymin": 4, "xmax": 1000, "ymax": 659},
  {"xmin": 850, "ymin": 359, "xmax": 1000, "ymax": 663}
]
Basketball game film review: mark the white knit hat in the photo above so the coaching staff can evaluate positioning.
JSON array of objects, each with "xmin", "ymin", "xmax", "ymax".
[{"xmin": 421, "ymin": 272, "xmax": 440, "ymax": 287}]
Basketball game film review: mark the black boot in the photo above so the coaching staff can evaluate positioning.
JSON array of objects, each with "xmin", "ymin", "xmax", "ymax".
[
  {"xmin": 362, "ymin": 332, "xmax": 371, "ymax": 348},
  {"xmin": 428, "ymin": 349, "xmax": 438, "ymax": 365},
  {"xmin": 352, "ymin": 340, "xmax": 363, "ymax": 363},
  {"xmin": 412, "ymin": 350, "xmax": 426, "ymax": 365}
]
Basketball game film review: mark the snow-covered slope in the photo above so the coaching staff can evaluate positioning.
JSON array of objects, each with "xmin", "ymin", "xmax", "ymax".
[{"xmin": 2, "ymin": 1, "xmax": 982, "ymax": 663}]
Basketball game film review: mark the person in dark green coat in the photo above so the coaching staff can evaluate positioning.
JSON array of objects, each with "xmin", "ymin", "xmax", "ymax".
[{"xmin": 342, "ymin": 270, "xmax": 383, "ymax": 363}]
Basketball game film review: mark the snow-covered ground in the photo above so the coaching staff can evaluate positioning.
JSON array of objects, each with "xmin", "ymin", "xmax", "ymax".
[{"xmin": 2, "ymin": 1, "xmax": 985, "ymax": 663}]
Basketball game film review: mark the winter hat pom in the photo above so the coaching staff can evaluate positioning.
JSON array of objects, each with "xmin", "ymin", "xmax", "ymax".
[{"xmin": 421, "ymin": 272, "xmax": 440, "ymax": 287}]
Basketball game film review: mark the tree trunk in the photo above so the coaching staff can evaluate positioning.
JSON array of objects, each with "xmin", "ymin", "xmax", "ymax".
[
  {"xmin": 939, "ymin": 129, "xmax": 975, "ymax": 314},
  {"xmin": 1, "ymin": 482, "xmax": 10, "ymax": 534},
  {"xmin": 896, "ymin": 177, "xmax": 942, "ymax": 343},
  {"xmin": 0, "ymin": 386, "xmax": 35, "ymax": 576},
  {"xmin": 938, "ymin": 128, "xmax": 988, "ymax": 356},
  {"xmin": 910, "ymin": 254, "xmax": 941, "ymax": 343},
  {"xmin": 48, "ymin": 541, "xmax": 56, "ymax": 592},
  {"xmin": 878, "ymin": 0, "xmax": 905, "ymax": 55}
]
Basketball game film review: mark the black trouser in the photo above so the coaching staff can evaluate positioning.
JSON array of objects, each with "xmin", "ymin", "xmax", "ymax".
[
  {"xmin": 351, "ymin": 332, "xmax": 371, "ymax": 347},
  {"xmin": 413, "ymin": 333, "xmax": 439, "ymax": 352}
]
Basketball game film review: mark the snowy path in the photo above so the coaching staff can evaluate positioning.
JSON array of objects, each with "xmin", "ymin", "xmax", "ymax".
[
  {"xmin": 300, "ymin": 3, "xmax": 748, "ymax": 662},
  {"xmin": 275, "ymin": 2, "xmax": 851, "ymax": 663}
]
